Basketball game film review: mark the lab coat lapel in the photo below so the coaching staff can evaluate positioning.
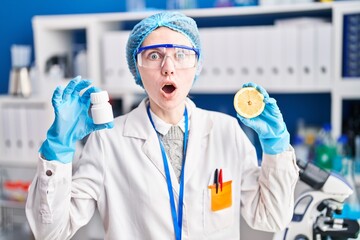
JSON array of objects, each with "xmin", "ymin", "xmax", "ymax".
[
  {"xmin": 123, "ymin": 99, "xmax": 180, "ymax": 194},
  {"xmin": 184, "ymin": 104, "xmax": 213, "ymax": 184}
]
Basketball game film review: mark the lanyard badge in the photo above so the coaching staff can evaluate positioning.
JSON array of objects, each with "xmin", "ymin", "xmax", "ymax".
[{"xmin": 147, "ymin": 105, "xmax": 189, "ymax": 240}]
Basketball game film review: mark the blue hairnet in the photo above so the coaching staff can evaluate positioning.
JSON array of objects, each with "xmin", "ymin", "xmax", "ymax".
[{"xmin": 126, "ymin": 11, "xmax": 202, "ymax": 88}]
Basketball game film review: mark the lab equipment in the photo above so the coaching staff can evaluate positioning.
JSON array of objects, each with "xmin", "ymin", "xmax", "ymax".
[
  {"xmin": 293, "ymin": 135, "xmax": 310, "ymax": 163},
  {"xmin": 90, "ymin": 91, "xmax": 114, "ymax": 125},
  {"xmin": 340, "ymin": 155, "xmax": 360, "ymax": 220},
  {"xmin": 236, "ymin": 82, "xmax": 290, "ymax": 155},
  {"xmin": 333, "ymin": 135, "xmax": 351, "ymax": 173},
  {"xmin": 273, "ymin": 159, "xmax": 360, "ymax": 240},
  {"xmin": 73, "ymin": 47, "xmax": 88, "ymax": 78},
  {"xmin": 8, "ymin": 45, "xmax": 32, "ymax": 97},
  {"xmin": 45, "ymin": 54, "xmax": 70, "ymax": 80},
  {"xmin": 355, "ymin": 135, "xmax": 360, "ymax": 175},
  {"xmin": 39, "ymin": 77, "xmax": 113, "ymax": 163},
  {"xmin": 126, "ymin": 12, "xmax": 202, "ymax": 87},
  {"xmin": 315, "ymin": 123, "xmax": 337, "ymax": 170}
]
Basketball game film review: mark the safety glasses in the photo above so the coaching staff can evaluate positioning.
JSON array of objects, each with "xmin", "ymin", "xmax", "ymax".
[{"xmin": 135, "ymin": 44, "xmax": 200, "ymax": 69}]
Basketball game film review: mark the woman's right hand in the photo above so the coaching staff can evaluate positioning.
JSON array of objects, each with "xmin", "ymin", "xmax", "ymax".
[{"xmin": 39, "ymin": 76, "xmax": 113, "ymax": 163}]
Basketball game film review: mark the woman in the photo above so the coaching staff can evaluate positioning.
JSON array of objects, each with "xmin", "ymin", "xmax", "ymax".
[{"xmin": 26, "ymin": 11, "xmax": 299, "ymax": 240}]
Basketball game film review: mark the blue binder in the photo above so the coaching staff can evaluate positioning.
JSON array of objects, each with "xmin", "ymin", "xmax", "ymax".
[{"xmin": 342, "ymin": 13, "xmax": 360, "ymax": 78}]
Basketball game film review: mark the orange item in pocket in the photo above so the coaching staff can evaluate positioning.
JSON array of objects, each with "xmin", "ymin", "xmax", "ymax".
[{"xmin": 208, "ymin": 180, "xmax": 232, "ymax": 211}]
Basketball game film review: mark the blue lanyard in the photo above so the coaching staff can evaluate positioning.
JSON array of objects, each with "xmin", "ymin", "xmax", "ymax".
[{"xmin": 147, "ymin": 105, "xmax": 189, "ymax": 240}]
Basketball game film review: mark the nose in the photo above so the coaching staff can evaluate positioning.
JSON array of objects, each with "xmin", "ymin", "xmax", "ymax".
[{"xmin": 161, "ymin": 56, "xmax": 175, "ymax": 76}]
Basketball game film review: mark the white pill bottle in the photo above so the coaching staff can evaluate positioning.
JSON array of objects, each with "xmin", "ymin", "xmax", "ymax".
[{"xmin": 90, "ymin": 91, "xmax": 114, "ymax": 124}]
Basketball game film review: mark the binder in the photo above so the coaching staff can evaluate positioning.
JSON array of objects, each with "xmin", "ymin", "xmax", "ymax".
[
  {"xmin": 197, "ymin": 28, "xmax": 212, "ymax": 89},
  {"xmin": 223, "ymin": 27, "xmax": 240, "ymax": 89},
  {"xmin": 20, "ymin": 106, "xmax": 29, "ymax": 160},
  {"xmin": 4, "ymin": 106, "xmax": 17, "ymax": 160},
  {"xmin": 233, "ymin": 28, "xmax": 246, "ymax": 88},
  {"xmin": 209, "ymin": 28, "xmax": 226, "ymax": 89},
  {"xmin": 230, "ymin": 27, "xmax": 246, "ymax": 89},
  {"xmin": 275, "ymin": 17, "xmax": 328, "ymax": 88},
  {"xmin": 12, "ymin": 106, "xmax": 27, "ymax": 160},
  {"xmin": 268, "ymin": 27, "xmax": 284, "ymax": 88},
  {"xmin": 315, "ymin": 23, "xmax": 332, "ymax": 86},
  {"xmin": 198, "ymin": 28, "xmax": 225, "ymax": 89},
  {"xmin": 342, "ymin": 13, "xmax": 360, "ymax": 77},
  {"xmin": 237, "ymin": 27, "xmax": 256, "ymax": 85},
  {"xmin": 1, "ymin": 107, "xmax": 13, "ymax": 159},
  {"xmin": 102, "ymin": 31, "xmax": 137, "ymax": 91},
  {"xmin": 253, "ymin": 26, "xmax": 272, "ymax": 88},
  {"xmin": 213, "ymin": 28, "xmax": 227, "ymax": 88},
  {"xmin": 25, "ymin": 106, "xmax": 43, "ymax": 160},
  {"xmin": 36, "ymin": 107, "xmax": 50, "ymax": 152},
  {"xmin": 299, "ymin": 24, "xmax": 316, "ymax": 87},
  {"xmin": 280, "ymin": 26, "xmax": 300, "ymax": 88}
]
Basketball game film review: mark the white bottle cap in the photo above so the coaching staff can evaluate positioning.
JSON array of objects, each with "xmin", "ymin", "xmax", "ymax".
[{"xmin": 91, "ymin": 91, "xmax": 109, "ymax": 104}]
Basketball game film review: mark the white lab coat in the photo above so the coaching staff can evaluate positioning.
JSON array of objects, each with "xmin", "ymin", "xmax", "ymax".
[{"xmin": 26, "ymin": 98, "xmax": 299, "ymax": 240}]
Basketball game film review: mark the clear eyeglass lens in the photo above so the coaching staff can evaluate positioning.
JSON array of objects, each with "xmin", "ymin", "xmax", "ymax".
[{"xmin": 137, "ymin": 46, "xmax": 197, "ymax": 69}]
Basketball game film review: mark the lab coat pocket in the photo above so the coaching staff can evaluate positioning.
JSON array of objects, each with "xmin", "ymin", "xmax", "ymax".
[
  {"xmin": 208, "ymin": 180, "xmax": 232, "ymax": 211},
  {"xmin": 204, "ymin": 169, "xmax": 234, "ymax": 233}
]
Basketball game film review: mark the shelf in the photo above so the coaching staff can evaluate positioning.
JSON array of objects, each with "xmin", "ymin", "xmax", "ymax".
[
  {"xmin": 0, "ymin": 223, "xmax": 33, "ymax": 240},
  {"xmin": 185, "ymin": 2, "xmax": 334, "ymax": 17},
  {"xmin": 336, "ymin": 79, "xmax": 360, "ymax": 94},
  {"xmin": 0, "ymin": 199, "xmax": 26, "ymax": 209},
  {"xmin": 0, "ymin": 95, "xmax": 48, "ymax": 104},
  {"xmin": 0, "ymin": 160, "xmax": 37, "ymax": 169},
  {"xmin": 33, "ymin": 2, "xmax": 336, "ymax": 24},
  {"xmin": 31, "ymin": 1, "xmax": 345, "ymax": 96},
  {"xmin": 0, "ymin": 96, "xmax": 53, "ymax": 166},
  {"xmin": 27, "ymin": 1, "xmax": 360, "ymax": 142},
  {"xmin": 192, "ymin": 83, "xmax": 333, "ymax": 94}
]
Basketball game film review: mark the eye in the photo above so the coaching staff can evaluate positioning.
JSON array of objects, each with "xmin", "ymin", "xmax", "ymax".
[
  {"xmin": 176, "ymin": 52, "xmax": 186, "ymax": 60},
  {"xmin": 148, "ymin": 52, "xmax": 162, "ymax": 61},
  {"xmin": 175, "ymin": 50, "xmax": 188, "ymax": 61}
]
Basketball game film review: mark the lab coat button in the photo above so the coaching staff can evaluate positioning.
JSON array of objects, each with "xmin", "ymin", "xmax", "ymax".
[{"xmin": 46, "ymin": 170, "xmax": 53, "ymax": 176}]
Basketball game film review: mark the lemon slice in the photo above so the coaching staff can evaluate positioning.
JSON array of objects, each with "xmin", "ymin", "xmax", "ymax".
[{"xmin": 233, "ymin": 87, "xmax": 265, "ymax": 118}]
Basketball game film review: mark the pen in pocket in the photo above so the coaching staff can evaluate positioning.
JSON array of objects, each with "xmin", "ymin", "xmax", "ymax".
[
  {"xmin": 214, "ymin": 168, "xmax": 218, "ymax": 194},
  {"xmin": 219, "ymin": 168, "xmax": 223, "ymax": 192}
]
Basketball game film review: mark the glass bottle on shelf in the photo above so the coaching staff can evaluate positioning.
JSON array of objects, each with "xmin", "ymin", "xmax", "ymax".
[
  {"xmin": 167, "ymin": 0, "xmax": 197, "ymax": 9},
  {"xmin": 340, "ymin": 153, "xmax": 360, "ymax": 220},
  {"xmin": 333, "ymin": 135, "xmax": 351, "ymax": 174},
  {"xmin": 126, "ymin": 0, "xmax": 145, "ymax": 12},
  {"xmin": 293, "ymin": 135, "xmax": 309, "ymax": 163},
  {"xmin": 354, "ymin": 135, "xmax": 360, "ymax": 205},
  {"xmin": 315, "ymin": 123, "xmax": 337, "ymax": 171}
]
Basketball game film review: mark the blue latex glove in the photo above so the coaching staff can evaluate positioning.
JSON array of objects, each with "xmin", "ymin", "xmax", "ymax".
[
  {"xmin": 236, "ymin": 82, "xmax": 290, "ymax": 155},
  {"xmin": 39, "ymin": 76, "xmax": 114, "ymax": 163}
]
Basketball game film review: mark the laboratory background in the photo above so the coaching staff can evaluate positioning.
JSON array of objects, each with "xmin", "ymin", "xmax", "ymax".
[{"xmin": 0, "ymin": 0, "xmax": 360, "ymax": 239}]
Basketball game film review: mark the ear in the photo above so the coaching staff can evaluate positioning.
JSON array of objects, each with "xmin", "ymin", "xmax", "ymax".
[
  {"xmin": 136, "ymin": 74, "xmax": 144, "ymax": 89},
  {"xmin": 195, "ymin": 60, "xmax": 203, "ymax": 76}
]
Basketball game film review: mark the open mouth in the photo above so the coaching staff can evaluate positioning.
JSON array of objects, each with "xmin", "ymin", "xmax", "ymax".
[{"xmin": 162, "ymin": 84, "xmax": 176, "ymax": 94}]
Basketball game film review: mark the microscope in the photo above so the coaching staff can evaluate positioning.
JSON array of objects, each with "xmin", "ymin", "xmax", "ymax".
[{"xmin": 273, "ymin": 159, "xmax": 360, "ymax": 240}]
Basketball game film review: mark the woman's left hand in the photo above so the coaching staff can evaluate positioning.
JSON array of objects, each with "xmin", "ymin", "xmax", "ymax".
[{"xmin": 236, "ymin": 82, "xmax": 290, "ymax": 155}]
